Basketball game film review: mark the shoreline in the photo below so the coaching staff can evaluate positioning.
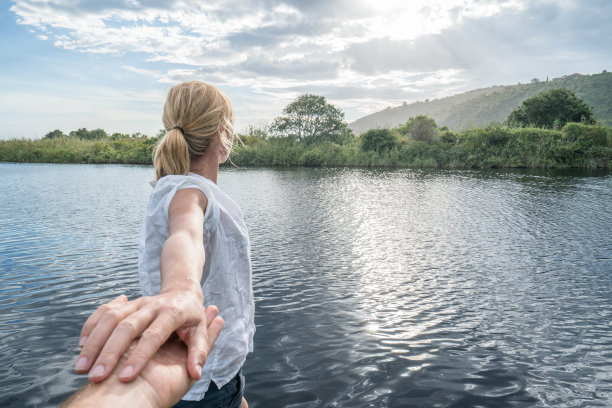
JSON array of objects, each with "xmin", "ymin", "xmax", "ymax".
[{"xmin": 1, "ymin": 123, "xmax": 610, "ymax": 170}]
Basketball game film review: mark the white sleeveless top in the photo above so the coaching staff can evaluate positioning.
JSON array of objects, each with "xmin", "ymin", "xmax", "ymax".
[{"xmin": 138, "ymin": 173, "xmax": 255, "ymax": 401}]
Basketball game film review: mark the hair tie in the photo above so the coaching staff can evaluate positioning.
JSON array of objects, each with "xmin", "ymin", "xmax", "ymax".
[{"xmin": 172, "ymin": 126, "xmax": 184, "ymax": 135}]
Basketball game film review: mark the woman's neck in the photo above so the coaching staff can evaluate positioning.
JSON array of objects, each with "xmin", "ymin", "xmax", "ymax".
[{"xmin": 189, "ymin": 151, "xmax": 219, "ymax": 184}]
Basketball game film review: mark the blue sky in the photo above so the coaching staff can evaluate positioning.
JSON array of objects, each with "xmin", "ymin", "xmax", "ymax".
[{"xmin": 1, "ymin": 0, "xmax": 611, "ymax": 139}]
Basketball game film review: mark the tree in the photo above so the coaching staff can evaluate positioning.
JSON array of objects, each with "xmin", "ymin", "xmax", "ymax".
[
  {"xmin": 360, "ymin": 128, "xmax": 396, "ymax": 153},
  {"xmin": 270, "ymin": 94, "xmax": 347, "ymax": 143},
  {"xmin": 68, "ymin": 128, "xmax": 108, "ymax": 140},
  {"xmin": 88, "ymin": 128, "xmax": 109, "ymax": 140},
  {"xmin": 409, "ymin": 115, "xmax": 439, "ymax": 144},
  {"xmin": 43, "ymin": 129, "xmax": 66, "ymax": 139},
  {"xmin": 506, "ymin": 88, "xmax": 595, "ymax": 129},
  {"xmin": 69, "ymin": 128, "xmax": 90, "ymax": 139},
  {"xmin": 110, "ymin": 132, "xmax": 130, "ymax": 140},
  {"xmin": 395, "ymin": 115, "xmax": 440, "ymax": 144}
]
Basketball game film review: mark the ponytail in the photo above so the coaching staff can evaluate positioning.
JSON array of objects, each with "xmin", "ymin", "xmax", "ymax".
[
  {"xmin": 153, "ymin": 128, "xmax": 190, "ymax": 180},
  {"xmin": 155, "ymin": 81, "xmax": 234, "ymax": 180}
]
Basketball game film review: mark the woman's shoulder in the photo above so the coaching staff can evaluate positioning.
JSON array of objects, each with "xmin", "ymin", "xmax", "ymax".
[{"xmin": 153, "ymin": 174, "xmax": 215, "ymax": 193}]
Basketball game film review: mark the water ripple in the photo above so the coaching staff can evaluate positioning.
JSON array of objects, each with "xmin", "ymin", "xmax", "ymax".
[{"xmin": 0, "ymin": 164, "xmax": 610, "ymax": 407}]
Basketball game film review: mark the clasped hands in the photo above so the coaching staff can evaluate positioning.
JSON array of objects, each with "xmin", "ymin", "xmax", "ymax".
[{"xmin": 75, "ymin": 290, "xmax": 223, "ymax": 384}]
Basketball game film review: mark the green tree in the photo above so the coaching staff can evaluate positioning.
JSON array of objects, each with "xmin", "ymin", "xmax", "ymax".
[
  {"xmin": 506, "ymin": 88, "xmax": 595, "ymax": 129},
  {"xmin": 440, "ymin": 130, "xmax": 457, "ymax": 144},
  {"xmin": 270, "ymin": 94, "xmax": 347, "ymax": 143},
  {"xmin": 409, "ymin": 115, "xmax": 439, "ymax": 144},
  {"xmin": 43, "ymin": 129, "xmax": 66, "ymax": 139},
  {"xmin": 88, "ymin": 128, "xmax": 108, "ymax": 140},
  {"xmin": 68, "ymin": 128, "xmax": 108, "ymax": 140},
  {"xmin": 361, "ymin": 128, "xmax": 396, "ymax": 153},
  {"xmin": 110, "ymin": 132, "xmax": 130, "ymax": 140},
  {"xmin": 69, "ymin": 128, "xmax": 90, "ymax": 139}
]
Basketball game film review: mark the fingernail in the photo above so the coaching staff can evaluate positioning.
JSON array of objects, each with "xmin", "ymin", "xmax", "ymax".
[
  {"xmin": 195, "ymin": 364, "xmax": 202, "ymax": 373},
  {"xmin": 75, "ymin": 357, "xmax": 89, "ymax": 371},
  {"xmin": 89, "ymin": 364, "xmax": 105, "ymax": 379},
  {"xmin": 119, "ymin": 365, "xmax": 134, "ymax": 380},
  {"xmin": 78, "ymin": 336, "xmax": 88, "ymax": 347}
]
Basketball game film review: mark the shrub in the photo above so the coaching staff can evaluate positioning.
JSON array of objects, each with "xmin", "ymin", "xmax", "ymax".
[
  {"xmin": 360, "ymin": 128, "xmax": 397, "ymax": 153},
  {"xmin": 409, "ymin": 116, "xmax": 439, "ymax": 144},
  {"xmin": 562, "ymin": 123, "xmax": 609, "ymax": 146},
  {"xmin": 507, "ymin": 88, "xmax": 595, "ymax": 129}
]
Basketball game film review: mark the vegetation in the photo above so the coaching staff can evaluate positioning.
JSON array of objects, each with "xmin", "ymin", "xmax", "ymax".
[
  {"xmin": 1, "ymin": 90, "xmax": 611, "ymax": 169},
  {"xmin": 349, "ymin": 71, "xmax": 612, "ymax": 133},
  {"xmin": 0, "ymin": 131, "xmax": 157, "ymax": 164},
  {"xmin": 407, "ymin": 116, "xmax": 440, "ymax": 144},
  {"xmin": 229, "ymin": 122, "xmax": 610, "ymax": 169},
  {"xmin": 270, "ymin": 94, "xmax": 347, "ymax": 143},
  {"xmin": 506, "ymin": 88, "xmax": 594, "ymax": 129},
  {"xmin": 361, "ymin": 129, "xmax": 397, "ymax": 153}
]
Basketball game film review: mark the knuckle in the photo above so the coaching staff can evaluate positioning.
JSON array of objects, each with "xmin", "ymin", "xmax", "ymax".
[
  {"xmin": 105, "ymin": 308, "xmax": 123, "ymax": 321},
  {"xmin": 128, "ymin": 348, "xmax": 150, "ymax": 364},
  {"xmin": 196, "ymin": 349, "xmax": 208, "ymax": 363},
  {"xmin": 81, "ymin": 342, "xmax": 102, "ymax": 356},
  {"xmin": 142, "ymin": 328, "xmax": 165, "ymax": 344},
  {"xmin": 98, "ymin": 304, "xmax": 111, "ymax": 314},
  {"xmin": 166, "ymin": 303, "xmax": 183, "ymax": 318},
  {"xmin": 117, "ymin": 319, "xmax": 138, "ymax": 334},
  {"xmin": 98, "ymin": 350, "xmax": 120, "ymax": 363}
]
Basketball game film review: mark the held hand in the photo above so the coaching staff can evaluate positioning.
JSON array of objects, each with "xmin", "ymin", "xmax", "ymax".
[
  {"xmin": 75, "ymin": 291, "xmax": 215, "ymax": 383},
  {"xmin": 137, "ymin": 307, "xmax": 224, "ymax": 407},
  {"xmin": 65, "ymin": 307, "xmax": 223, "ymax": 408}
]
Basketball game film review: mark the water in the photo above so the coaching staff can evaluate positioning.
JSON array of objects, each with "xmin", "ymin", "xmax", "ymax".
[{"xmin": 0, "ymin": 162, "xmax": 610, "ymax": 407}]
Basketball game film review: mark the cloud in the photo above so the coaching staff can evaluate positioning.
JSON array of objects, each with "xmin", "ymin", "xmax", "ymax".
[{"xmin": 8, "ymin": 0, "xmax": 611, "ymax": 129}]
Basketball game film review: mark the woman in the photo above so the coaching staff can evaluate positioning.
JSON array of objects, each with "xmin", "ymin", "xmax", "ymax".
[{"xmin": 74, "ymin": 81, "xmax": 255, "ymax": 407}]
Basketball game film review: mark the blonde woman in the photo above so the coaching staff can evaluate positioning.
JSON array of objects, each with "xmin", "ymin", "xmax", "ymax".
[{"xmin": 74, "ymin": 81, "xmax": 255, "ymax": 408}]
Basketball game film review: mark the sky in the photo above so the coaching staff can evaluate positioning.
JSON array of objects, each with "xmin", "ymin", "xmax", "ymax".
[{"xmin": 1, "ymin": 0, "xmax": 611, "ymax": 139}]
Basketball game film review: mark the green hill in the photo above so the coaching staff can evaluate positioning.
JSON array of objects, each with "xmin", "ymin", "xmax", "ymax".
[{"xmin": 349, "ymin": 71, "xmax": 612, "ymax": 134}]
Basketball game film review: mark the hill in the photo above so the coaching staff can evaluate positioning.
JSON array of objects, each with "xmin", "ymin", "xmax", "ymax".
[{"xmin": 349, "ymin": 71, "xmax": 612, "ymax": 134}]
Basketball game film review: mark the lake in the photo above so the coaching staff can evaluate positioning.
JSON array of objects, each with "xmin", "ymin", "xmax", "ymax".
[{"xmin": 0, "ymin": 162, "xmax": 610, "ymax": 407}]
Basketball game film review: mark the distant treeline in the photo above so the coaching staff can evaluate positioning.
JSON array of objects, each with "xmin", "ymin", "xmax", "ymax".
[
  {"xmin": 0, "ymin": 134, "xmax": 158, "ymax": 164},
  {"xmin": 1, "ymin": 89, "xmax": 610, "ymax": 169},
  {"xmin": 230, "ymin": 121, "xmax": 611, "ymax": 169},
  {"xmin": 1, "ymin": 122, "xmax": 609, "ymax": 169}
]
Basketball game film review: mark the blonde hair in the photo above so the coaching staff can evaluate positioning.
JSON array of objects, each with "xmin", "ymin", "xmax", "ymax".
[{"xmin": 154, "ymin": 81, "xmax": 234, "ymax": 180}]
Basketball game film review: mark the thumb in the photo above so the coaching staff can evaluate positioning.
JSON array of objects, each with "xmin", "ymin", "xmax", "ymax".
[
  {"xmin": 185, "ymin": 323, "xmax": 209, "ymax": 381},
  {"xmin": 184, "ymin": 315, "xmax": 224, "ymax": 380}
]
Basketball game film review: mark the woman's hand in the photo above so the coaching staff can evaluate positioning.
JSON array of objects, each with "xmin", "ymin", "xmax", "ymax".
[
  {"xmin": 65, "ymin": 308, "xmax": 223, "ymax": 408},
  {"xmin": 75, "ymin": 291, "xmax": 215, "ymax": 383}
]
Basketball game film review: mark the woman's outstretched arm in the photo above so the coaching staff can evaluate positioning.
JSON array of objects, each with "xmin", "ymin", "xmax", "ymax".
[{"xmin": 75, "ymin": 188, "xmax": 213, "ymax": 383}]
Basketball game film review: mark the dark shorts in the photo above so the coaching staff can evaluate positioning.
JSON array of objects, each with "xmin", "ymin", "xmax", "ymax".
[{"xmin": 173, "ymin": 370, "xmax": 245, "ymax": 408}]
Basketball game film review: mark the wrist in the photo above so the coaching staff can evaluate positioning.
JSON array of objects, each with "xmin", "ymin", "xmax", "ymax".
[
  {"xmin": 64, "ymin": 378, "xmax": 157, "ymax": 408},
  {"xmin": 161, "ymin": 282, "xmax": 203, "ymax": 295}
]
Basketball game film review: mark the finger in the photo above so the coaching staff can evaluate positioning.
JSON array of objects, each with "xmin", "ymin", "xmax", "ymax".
[
  {"xmin": 186, "ymin": 323, "xmax": 208, "ymax": 380},
  {"xmin": 208, "ymin": 316, "xmax": 224, "ymax": 348},
  {"xmin": 118, "ymin": 312, "xmax": 177, "ymax": 382},
  {"xmin": 79, "ymin": 294, "xmax": 128, "ymax": 347},
  {"xmin": 186, "ymin": 315, "xmax": 224, "ymax": 379},
  {"xmin": 205, "ymin": 305, "xmax": 219, "ymax": 327},
  {"xmin": 86, "ymin": 307, "xmax": 157, "ymax": 383},
  {"xmin": 75, "ymin": 298, "xmax": 142, "ymax": 374}
]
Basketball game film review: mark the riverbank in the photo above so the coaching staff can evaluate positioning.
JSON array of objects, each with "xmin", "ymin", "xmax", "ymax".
[
  {"xmin": 1, "ymin": 123, "xmax": 610, "ymax": 168},
  {"xmin": 0, "ymin": 136, "xmax": 156, "ymax": 165}
]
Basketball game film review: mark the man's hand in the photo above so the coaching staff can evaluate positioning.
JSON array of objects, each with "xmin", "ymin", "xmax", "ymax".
[
  {"xmin": 65, "ymin": 304, "xmax": 223, "ymax": 408},
  {"xmin": 75, "ymin": 290, "xmax": 212, "ymax": 383}
]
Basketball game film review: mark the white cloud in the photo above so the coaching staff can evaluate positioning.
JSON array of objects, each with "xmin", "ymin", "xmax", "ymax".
[{"xmin": 8, "ymin": 0, "xmax": 611, "ymax": 130}]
